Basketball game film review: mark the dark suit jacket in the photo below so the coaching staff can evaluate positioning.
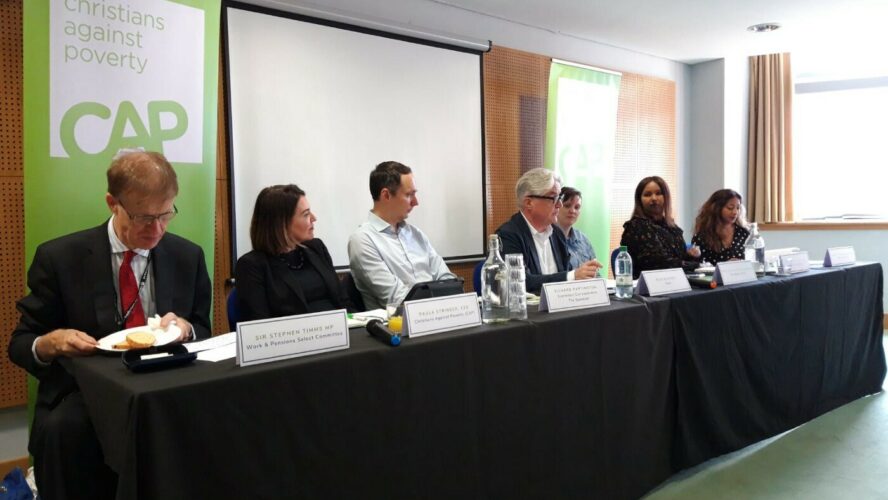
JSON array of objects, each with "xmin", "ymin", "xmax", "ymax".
[
  {"xmin": 496, "ymin": 212, "xmax": 572, "ymax": 293},
  {"xmin": 235, "ymin": 238, "xmax": 353, "ymax": 321},
  {"xmin": 8, "ymin": 222, "xmax": 212, "ymax": 412}
]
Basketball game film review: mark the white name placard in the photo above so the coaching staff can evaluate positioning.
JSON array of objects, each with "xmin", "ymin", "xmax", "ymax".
[
  {"xmin": 779, "ymin": 251, "xmax": 811, "ymax": 275},
  {"xmin": 403, "ymin": 293, "xmax": 481, "ymax": 338},
  {"xmin": 637, "ymin": 268, "xmax": 691, "ymax": 296},
  {"xmin": 539, "ymin": 278, "xmax": 610, "ymax": 312},
  {"xmin": 236, "ymin": 309, "xmax": 349, "ymax": 367},
  {"xmin": 824, "ymin": 246, "xmax": 856, "ymax": 267},
  {"xmin": 714, "ymin": 261, "xmax": 758, "ymax": 286}
]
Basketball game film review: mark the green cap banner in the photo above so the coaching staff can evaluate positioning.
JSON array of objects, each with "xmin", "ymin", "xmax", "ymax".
[
  {"xmin": 24, "ymin": 0, "xmax": 220, "ymax": 275},
  {"xmin": 545, "ymin": 62, "xmax": 621, "ymax": 276}
]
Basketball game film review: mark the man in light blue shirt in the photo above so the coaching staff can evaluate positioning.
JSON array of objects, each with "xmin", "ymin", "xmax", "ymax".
[{"xmin": 348, "ymin": 161, "xmax": 452, "ymax": 310}]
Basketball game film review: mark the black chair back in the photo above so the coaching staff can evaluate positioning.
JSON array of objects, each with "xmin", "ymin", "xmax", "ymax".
[{"xmin": 342, "ymin": 272, "xmax": 366, "ymax": 312}]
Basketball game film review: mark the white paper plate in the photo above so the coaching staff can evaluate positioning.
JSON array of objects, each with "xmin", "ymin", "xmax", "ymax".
[{"xmin": 97, "ymin": 325, "xmax": 181, "ymax": 352}]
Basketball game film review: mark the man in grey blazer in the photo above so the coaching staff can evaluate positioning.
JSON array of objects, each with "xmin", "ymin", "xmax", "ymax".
[{"xmin": 8, "ymin": 150, "xmax": 211, "ymax": 500}]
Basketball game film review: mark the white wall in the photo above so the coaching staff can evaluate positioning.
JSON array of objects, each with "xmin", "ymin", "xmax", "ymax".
[
  {"xmin": 762, "ymin": 228, "xmax": 888, "ymax": 310},
  {"xmin": 0, "ymin": 407, "xmax": 28, "ymax": 462},
  {"xmin": 685, "ymin": 55, "xmax": 749, "ymax": 228},
  {"xmin": 686, "ymin": 59, "xmax": 725, "ymax": 228}
]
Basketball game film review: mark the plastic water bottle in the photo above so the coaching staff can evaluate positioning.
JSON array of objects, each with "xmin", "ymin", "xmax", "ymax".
[
  {"xmin": 615, "ymin": 246, "xmax": 633, "ymax": 299},
  {"xmin": 744, "ymin": 223, "xmax": 766, "ymax": 273},
  {"xmin": 481, "ymin": 234, "xmax": 510, "ymax": 323}
]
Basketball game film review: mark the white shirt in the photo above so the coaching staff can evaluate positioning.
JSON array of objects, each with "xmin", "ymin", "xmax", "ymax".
[
  {"xmin": 520, "ymin": 213, "xmax": 576, "ymax": 281},
  {"xmin": 108, "ymin": 217, "xmax": 156, "ymax": 319},
  {"xmin": 348, "ymin": 211, "xmax": 452, "ymax": 310},
  {"xmin": 522, "ymin": 213, "xmax": 557, "ymax": 274}
]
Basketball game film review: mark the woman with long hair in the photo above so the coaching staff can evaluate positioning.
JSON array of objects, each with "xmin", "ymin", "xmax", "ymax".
[
  {"xmin": 691, "ymin": 189, "xmax": 749, "ymax": 264},
  {"xmin": 620, "ymin": 176, "xmax": 700, "ymax": 278}
]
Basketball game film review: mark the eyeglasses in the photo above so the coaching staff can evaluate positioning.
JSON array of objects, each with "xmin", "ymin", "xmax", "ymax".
[
  {"xmin": 527, "ymin": 193, "xmax": 564, "ymax": 204},
  {"xmin": 118, "ymin": 200, "xmax": 178, "ymax": 226}
]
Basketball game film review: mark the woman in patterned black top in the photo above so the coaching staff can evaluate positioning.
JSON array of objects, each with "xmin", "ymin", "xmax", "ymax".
[
  {"xmin": 620, "ymin": 176, "xmax": 701, "ymax": 278},
  {"xmin": 691, "ymin": 189, "xmax": 750, "ymax": 264}
]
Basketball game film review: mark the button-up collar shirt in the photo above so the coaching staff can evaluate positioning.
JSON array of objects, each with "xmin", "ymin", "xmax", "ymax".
[
  {"xmin": 348, "ymin": 211, "xmax": 452, "ymax": 310},
  {"xmin": 108, "ymin": 217, "xmax": 156, "ymax": 319},
  {"xmin": 521, "ymin": 213, "xmax": 558, "ymax": 274}
]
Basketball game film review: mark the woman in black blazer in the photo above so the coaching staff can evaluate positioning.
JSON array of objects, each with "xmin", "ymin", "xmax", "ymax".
[{"xmin": 235, "ymin": 184, "xmax": 353, "ymax": 320}]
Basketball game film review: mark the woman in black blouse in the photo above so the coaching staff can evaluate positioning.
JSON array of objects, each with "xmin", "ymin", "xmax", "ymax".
[
  {"xmin": 620, "ymin": 176, "xmax": 700, "ymax": 278},
  {"xmin": 691, "ymin": 189, "xmax": 749, "ymax": 264},
  {"xmin": 235, "ymin": 184, "xmax": 353, "ymax": 321}
]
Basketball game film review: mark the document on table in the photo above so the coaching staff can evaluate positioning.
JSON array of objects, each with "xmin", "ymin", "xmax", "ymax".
[
  {"xmin": 198, "ymin": 344, "xmax": 236, "ymax": 362},
  {"xmin": 186, "ymin": 332, "xmax": 237, "ymax": 362},
  {"xmin": 348, "ymin": 309, "xmax": 387, "ymax": 328}
]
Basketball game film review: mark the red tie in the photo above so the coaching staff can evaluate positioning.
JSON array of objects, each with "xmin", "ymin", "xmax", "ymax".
[{"xmin": 120, "ymin": 250, "xmax": 146, "ymax": 328}]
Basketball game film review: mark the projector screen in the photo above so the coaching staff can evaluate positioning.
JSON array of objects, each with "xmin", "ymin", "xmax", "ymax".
[{"xmin": 225, "ymin": 5, "xmax": 485, "ymax": 268}]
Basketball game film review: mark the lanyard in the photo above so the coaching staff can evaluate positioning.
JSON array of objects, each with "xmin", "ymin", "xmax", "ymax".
[{"xmin": 114, "ymin": 252, "xmax": 152, "ymax": 328}]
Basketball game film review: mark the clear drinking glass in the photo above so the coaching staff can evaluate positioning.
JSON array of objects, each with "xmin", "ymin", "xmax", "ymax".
[
  {"xmin": 505, "ymin": 253, "xmax": 527, "ymax": 320},
  {"xmin": 778, "ymin": 256, "xmax": 793, "ymax": 275}
]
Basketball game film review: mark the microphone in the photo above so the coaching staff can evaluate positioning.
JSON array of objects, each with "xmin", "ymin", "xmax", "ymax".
[{"xmin": 366, "ymin": 319, "xmax": 401, "ymax": 346}]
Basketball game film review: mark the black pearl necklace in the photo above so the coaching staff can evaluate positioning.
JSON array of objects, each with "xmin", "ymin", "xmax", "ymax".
[{"xmin": 279, "ymin": 248, "xmax": 305, "ymax": 270}]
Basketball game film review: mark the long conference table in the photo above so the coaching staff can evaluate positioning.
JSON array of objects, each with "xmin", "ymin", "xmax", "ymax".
[{"xmin": 66, "ymin": 263, "xmax": 885, "ymax": 499}]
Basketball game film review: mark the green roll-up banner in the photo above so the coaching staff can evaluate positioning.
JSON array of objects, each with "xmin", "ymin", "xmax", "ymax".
[
  {"xmin": 545, "ymin": 62, "xmax": 621, "ymax": 276},
  {"xmin": 23, "ymin": 0, "xmax": 221, "ymax": 415},
  {"xmin": 24, "ymin": 0, "xmax": 220, "ymax": 273}
]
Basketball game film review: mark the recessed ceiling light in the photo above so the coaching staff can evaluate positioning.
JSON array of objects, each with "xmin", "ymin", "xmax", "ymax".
[{"xmin": 747, "ymin": 22, "xmax": 781, "ymax": 33}]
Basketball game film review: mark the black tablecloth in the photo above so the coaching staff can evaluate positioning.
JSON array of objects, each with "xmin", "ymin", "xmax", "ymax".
[
  {"xmin": 66, "ymin": 263, "xmax": 885, "ymax": 499},
  {"xmin": 669, "ymin": 264, "xmax": 886, "ymax": 469},
  {"xmin": 70, "ymin": 299, "xmax": 674, "ymax": 500}
]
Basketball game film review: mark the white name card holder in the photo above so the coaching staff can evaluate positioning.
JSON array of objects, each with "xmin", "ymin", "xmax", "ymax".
[
  {"xmin": 713, "ymin": 261, "xmax": 758, "ymax": 286},
  {"xmin": 236, "ymin": 309, "xmax": 349, "ymax": 367},
  {"xmin": 824, "ymin": 246, "xmax": 856, "ymax": 267},
  {"xmin": 403, "ymin": 293, "xmax": 482, "ymax": 338},
  {"xmin": 539, "ymin": 278, "xmax": 610, "ymax": 312},
  {"xmin": 637, "ymin": 268, "xmax": 691, "ymax": 296},
  {"xmin": 778, "ymin": 251, "xmax": 811, "ymax": 275}
]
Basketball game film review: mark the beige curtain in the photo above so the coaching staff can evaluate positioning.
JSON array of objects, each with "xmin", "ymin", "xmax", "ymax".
[{"xmin": 747, "ymin": 53, "xmax": 793, "ymax": 222}]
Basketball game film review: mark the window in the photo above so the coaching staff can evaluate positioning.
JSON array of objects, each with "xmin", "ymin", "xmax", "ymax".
[{"xmin": 792, "ymin": 55, "xmax": 888, "ymax": 220}]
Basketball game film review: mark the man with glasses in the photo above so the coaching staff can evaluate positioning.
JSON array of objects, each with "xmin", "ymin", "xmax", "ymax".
[
  {"xmin": 8, "ymin": 150, "xmax": 211, "ymax": 499},
  {"xmin": 496, "ymin": 168, "xmax": 602, "ymax": 292},
  {"xmin": 348, "ymin": 161, "xmax": 453, "ymax": 310}
]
